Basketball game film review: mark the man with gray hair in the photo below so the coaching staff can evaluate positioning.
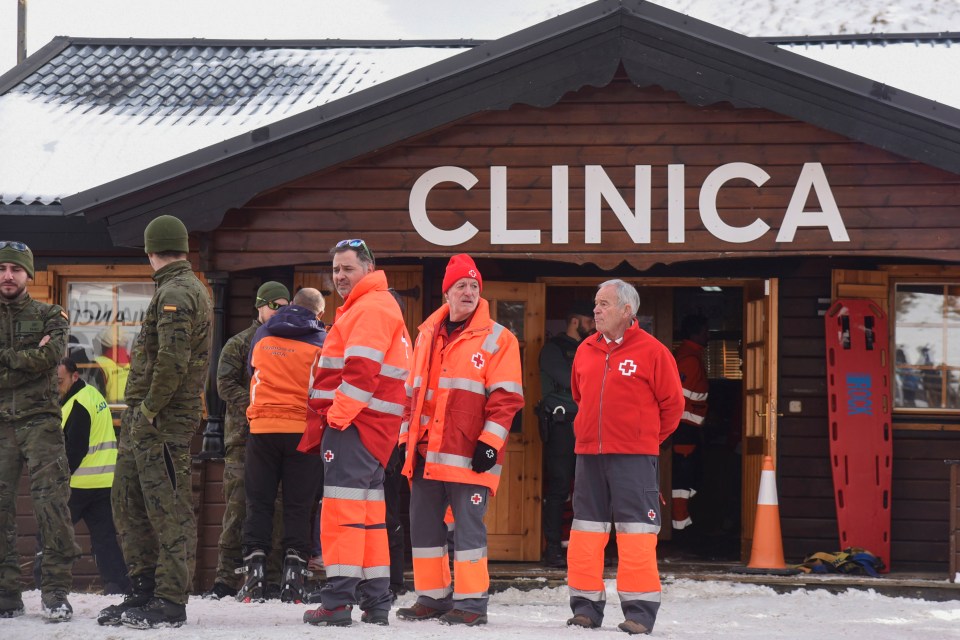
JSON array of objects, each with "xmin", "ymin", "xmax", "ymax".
[{"xmin": 566, "ymin": 279, "xmax": 684, "ymax": 636}]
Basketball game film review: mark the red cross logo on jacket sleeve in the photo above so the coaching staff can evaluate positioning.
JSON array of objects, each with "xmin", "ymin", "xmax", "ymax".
[
  {"xmin": 619, "ymin": 359, "xmax": 637, "ymax": 376},
  {"xmin": 323, "ymin": 450, "xmax": 335, "ymax": 462},
  {"xmin": 472, "ymin": 352, "xmax": 485, "ymax": 369},
  {"xmin": 471, "ymin": 493, "xmax": 483, "ymax": 505}
]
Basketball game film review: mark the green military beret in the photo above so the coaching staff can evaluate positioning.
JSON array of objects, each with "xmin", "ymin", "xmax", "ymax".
[
  {"xmin": 143, "ymin": 215, "xmax": 189, "ymax": 254},
  {"xmin": 255, "ymin": 281, "xmax": 291, "ymax": 307},
  {"xmin": 0, "ymin": 240, "xmax": 34, "ymax": 278}
]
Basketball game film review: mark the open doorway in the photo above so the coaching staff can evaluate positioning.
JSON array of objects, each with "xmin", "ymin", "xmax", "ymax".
[{"xmin": 540, "ymin": 282, "xmax": 745, "ymax": 564}]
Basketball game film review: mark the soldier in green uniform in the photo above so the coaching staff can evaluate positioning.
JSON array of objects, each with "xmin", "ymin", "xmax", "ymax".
[
  {"xmin": 0, "ymin": 240, "xmax": 81, "ymax": 622},
  {"xmin": 202, "ymin": 281, "xmax": 289, "ymax": 601},
  {"xmin": 97, "ymin": 216, "xmax": 211, "ymax": 629}
]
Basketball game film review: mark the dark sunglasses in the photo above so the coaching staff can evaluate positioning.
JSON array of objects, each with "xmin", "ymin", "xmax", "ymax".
[
  {"xmin": 256, "ymin": 298, "xmax": 286, "ymax": 310},
  {"xmin": 0, "ymin": 241, "xmax": 29, "ymax": 251},
  {"xmin": 335, "ymin": 238, "xmax": 375, "ymax": 262}
]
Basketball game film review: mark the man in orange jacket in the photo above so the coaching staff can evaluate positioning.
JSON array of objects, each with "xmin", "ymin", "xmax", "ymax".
[
  {"xmin": 239, "ymin": 287, "xmax": 326, "ymax": 604},
  {"xmin": 300, "ymin": 239, "xmax": 411, "ymax": 627},
  {"xmin": 396, "ymin": 254, "xmax": 524, "ymax": 627},
  {"xmin": 566, "ymin": 279, "xmax": 684, "ymax": 636},
  {"xmin": 671, "ymin": 314, "xmax": 710, "ymax": 531}
]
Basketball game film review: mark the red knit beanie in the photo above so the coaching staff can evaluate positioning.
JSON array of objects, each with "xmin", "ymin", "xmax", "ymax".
[{"xmin": 442, "ymin": 254, "xmax": 483, "ymax": 293}]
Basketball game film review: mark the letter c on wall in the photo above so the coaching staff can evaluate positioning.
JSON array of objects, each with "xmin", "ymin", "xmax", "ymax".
[
  {"xmin": 699, "ymin": 162, "xmax": 771, "ymax": 243},
  {"xmin": 409, "ymin": 166, "xmax": 479, "ymax": 246}
]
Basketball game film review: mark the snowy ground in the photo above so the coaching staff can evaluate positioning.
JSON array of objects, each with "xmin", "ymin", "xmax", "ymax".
[{"xmin": 3, "ymin": 577, "xmax": 959, "ymax": 639}]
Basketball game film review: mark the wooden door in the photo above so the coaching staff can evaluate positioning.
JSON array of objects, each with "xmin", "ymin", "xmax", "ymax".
[
  {"xmin": 741, "ymin": 278, "xmax": 779, "ymax": 560},
  {"xmin": 482, "ymin": 281, "xmax": 546, "ymax": 561}
]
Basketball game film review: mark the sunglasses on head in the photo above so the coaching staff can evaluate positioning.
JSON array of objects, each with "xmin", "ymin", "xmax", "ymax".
[
  {"xmin": 0, "ymin": 241, "xmax": 29, "ymax": 252},
  {"xmin": 256, "ymin": 298, "xmax": 286, "ymax": 310},
  {"xmin": 335, "ymin": 238, "xmax": 375, "ymax": 262}
]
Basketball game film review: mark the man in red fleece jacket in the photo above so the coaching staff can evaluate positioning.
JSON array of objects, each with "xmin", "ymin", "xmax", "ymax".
[{"xmin": 566, "ymin": 279, "xmax": 684, "ymax": 636}]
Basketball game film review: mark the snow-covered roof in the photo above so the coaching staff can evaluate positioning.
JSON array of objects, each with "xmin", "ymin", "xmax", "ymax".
[
  {"xmin": 0, "ymin": 39, "xmax": 470, "ymax": 206},
  {"xmin": 3, "ymin": 28, "xmax": 960, "ymax": 210},
  {"xmin": 773, "ymin": 34, "xmax": 960, "ymax": 112}
]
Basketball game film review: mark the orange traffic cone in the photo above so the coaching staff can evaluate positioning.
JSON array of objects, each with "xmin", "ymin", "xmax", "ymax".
[{"xmin": 738, "ymin": 455, "xmax": 799, "ymax": 575}]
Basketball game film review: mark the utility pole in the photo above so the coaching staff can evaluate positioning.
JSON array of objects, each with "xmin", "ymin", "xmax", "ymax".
[{"xmin": 17, "ymin": 0, "xmax": 27, "ymax": 64}]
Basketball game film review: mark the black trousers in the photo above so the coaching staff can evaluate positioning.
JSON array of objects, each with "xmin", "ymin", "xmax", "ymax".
[
  {"xmin": 242, "ymin": 432, "xmax": 324, "ymax": 558},
  {"xmin": 35, "ymin": 486, "xmax": 130, "ymax": 591},
  {"xmin": 542, "ymin": 417, "xmax": 577, "ymax": 547},
  {"xmin": 383, "ymin": 451, "xmax": 405, "ymax": 591}
]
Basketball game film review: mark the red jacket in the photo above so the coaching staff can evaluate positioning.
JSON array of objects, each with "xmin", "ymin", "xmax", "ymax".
[
  {"xmin": 571, "ymin": 321, "xmax": 684, "ymax": 455},
  {"xmin": 400, "ymin": 299, "xmax": 524, "ymax": 495},
  {"xmin": 300, "ymin": 270, "xmax": 411, "ymax": 467},
  {"xmin": 674, "ymin": 339, "xmax": 709, "ymax": 427}
]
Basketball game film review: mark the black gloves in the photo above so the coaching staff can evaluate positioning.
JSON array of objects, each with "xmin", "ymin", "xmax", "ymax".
[{"xmin": 471, "ymin": 441, "xmax": 498, "ymax": 473}]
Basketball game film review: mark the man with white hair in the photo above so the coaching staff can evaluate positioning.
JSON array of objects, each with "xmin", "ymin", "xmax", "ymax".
[{"xmin": 566, "ymin": 279, "xmax": 684, "ymax": 636}]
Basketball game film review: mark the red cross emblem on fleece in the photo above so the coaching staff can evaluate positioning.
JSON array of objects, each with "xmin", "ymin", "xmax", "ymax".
[
  {"xmin": 471, "ymin": 493, "xmax": 483, "ymax": 505},
  {"xmin": 323, "ymin": 450, "xmax": 335, "ymax": 462},
  {"xmin": 472, "ymin": 352, "xmax": 485, "ymax": 369},
  {"xmin": 647, "ymin": 509, "xmax": 657, "ymax": 521},
  {"xmin": 619, "ymin": 359, "xmax": 637, "ymax": 376}
]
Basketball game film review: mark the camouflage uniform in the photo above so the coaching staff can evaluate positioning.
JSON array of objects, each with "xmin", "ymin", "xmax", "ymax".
[
  {"xmin": 0, "ymin": 292, "xmax": 81, "ymax": 596},
  {"xmin": 112, "ymin": 260, "xmax": 211, "ymax": 606},
  {"xmin": 215, "ymin": 321, "xmax": 283, "ymax": 589}
]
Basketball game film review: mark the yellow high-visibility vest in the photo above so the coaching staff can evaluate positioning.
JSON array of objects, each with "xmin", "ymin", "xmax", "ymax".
[
  {"xmin": 94, "ymin": 356, "xmax": 130, "ymax": 404},
  {"xmin": 61, "ymin": 384, "xmax": 117, "ymax": 489}
]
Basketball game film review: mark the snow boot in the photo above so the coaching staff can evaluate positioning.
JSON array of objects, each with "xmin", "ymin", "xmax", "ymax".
[
  {"xmin": 439, "ymin": 609, "xmax": 488, "ymax": 626},
  {"xmin": 0, "ymin": 589, "xmax": 24, "ymax": 618},
  {"xmin": 202, "ymin": 580, "xmax": 238, "ymax": 600},
  {"xmin": 618, "ymin": 620, "xmax": 651, "ymax": 635},
  {"xmin": 120, "ymin": 597, "xmax": 187, "ymax": 629},
  {"xmin": 236, "ymin": 549, "xmax": 267, "ymax": 603},
  {"xmin": 279, "ymin": 549, "xmax": 312, "ymax": 604},
  {"xmin": 40, "ymin": 589, "xmax": 73, "ymax": 622},
  {"xmin": 97, "ymin": 573, "xmax": 155, "ymax": 626},
  {"xmin": 396, "ymin": 601, "xmax": 447, "ymax": 621},
  {"xmin": 303, "ymin": 604, "xmax": 353, "ymax": 626}
]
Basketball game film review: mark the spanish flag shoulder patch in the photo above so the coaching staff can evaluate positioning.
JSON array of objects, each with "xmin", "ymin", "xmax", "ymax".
[
  {"xmin": 162, "ymin": 304, "xmax": 178, "ymax": 313},
  {"xmin": 60, "ymin": 310, "xmax": 69, "ymax": 321}
]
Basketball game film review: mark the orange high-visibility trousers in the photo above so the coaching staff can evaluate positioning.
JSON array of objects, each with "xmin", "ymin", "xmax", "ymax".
[
  {"xmin": 317, "ymin": 425, "xmax": 391, "ymax": 612},
  {"xmin": 409, "ymin": 458, "xmax": 491, "ymax": 615},
  {"xmin": 567, "ymin": 453, "xmax": 662, "ymax": 632}
]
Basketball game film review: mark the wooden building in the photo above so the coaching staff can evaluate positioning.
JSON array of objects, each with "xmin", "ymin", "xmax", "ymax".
[{"xmin": 3, "ymin": 0, "xmax": 959, "ymax": 589}]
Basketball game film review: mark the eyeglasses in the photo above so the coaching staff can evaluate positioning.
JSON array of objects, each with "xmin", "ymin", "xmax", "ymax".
[
  {"xmin": 0, "ymin": 241, "xmax": 29, "ymax": 251},
  {"xmin": 256, "ymin": 298, "xmax": 286, "ymax": 310},
  {"xmin": 335, "ymin": 238, "xmax": 375, "ymax": 262}
]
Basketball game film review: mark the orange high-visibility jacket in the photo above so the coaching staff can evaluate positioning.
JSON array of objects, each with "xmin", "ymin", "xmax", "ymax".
[
  {"xmin": 400, "ymin": 298, "xmax": 524, "ymax": 495},
  {"xmin": 246, "ymin": 305, "xmax": 326, "ymax": 434},
  {"xmin": 301, "ymin": 270, "xmax": 411, "ymax": 467},
  {"xmin": 674, "ymin": 339, "xmax": 709, "ymax": 427}
]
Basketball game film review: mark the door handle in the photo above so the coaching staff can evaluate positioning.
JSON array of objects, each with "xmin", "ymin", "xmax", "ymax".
[{"xmin": 755, "ymin": 410, "xmax": 784, "ymax": 418}]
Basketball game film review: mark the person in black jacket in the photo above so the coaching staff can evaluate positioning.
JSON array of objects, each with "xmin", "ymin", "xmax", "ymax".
[{"xmin": 538, "ymin": 302, "xmax": 595, "ymax": 567}]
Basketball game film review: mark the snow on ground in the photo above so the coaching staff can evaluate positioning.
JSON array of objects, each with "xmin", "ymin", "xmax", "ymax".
[{"xmin": 3, "ymin": 578, "xmax": 959, "ymax": 639}]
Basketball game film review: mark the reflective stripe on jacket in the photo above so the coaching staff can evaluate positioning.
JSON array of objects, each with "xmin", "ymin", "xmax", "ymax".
[
  {"xmin": 674, "ymin": 339, "xmax": 709, "ymax": 427},
  {"xmin": 571, "ymin": 321, "xmax": 684, "ymax": 455},
  {"xmin": 61, "ymin": 383, "xmax": 117, "ymax": 489},
  {"xmin": 302, "ymin": 270, "xmax": 411, "ymax": 467},
  {"xmin": 400, "ymin": 298, "xmax": 524, "ymax": 495}
]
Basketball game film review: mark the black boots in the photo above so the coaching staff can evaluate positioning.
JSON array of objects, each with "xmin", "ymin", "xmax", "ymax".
[
  {"xmin": 121, "ymin": 597, "xmax": 187, "ymax": 629},
  {"xmin": 280, "ymin": 549, "xmax": 312, "ymax": 604},
  {"xmin": 236, "ymin": 550, "xmax": 267, "ymax": 603},
  {"xmin": 97, "ymin": 573, "xmax": 155, "ymax": 626}
]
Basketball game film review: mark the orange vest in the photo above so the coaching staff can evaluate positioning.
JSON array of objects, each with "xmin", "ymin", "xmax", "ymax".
[{"xmin": 400, "ymin": 299, "xmax": 524, "ymax": 495}]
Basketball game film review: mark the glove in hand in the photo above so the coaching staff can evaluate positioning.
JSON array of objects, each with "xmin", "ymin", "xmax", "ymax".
[{"xmin": 471, "ymin": 441, "xmax": 498, "ymax": 473}]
